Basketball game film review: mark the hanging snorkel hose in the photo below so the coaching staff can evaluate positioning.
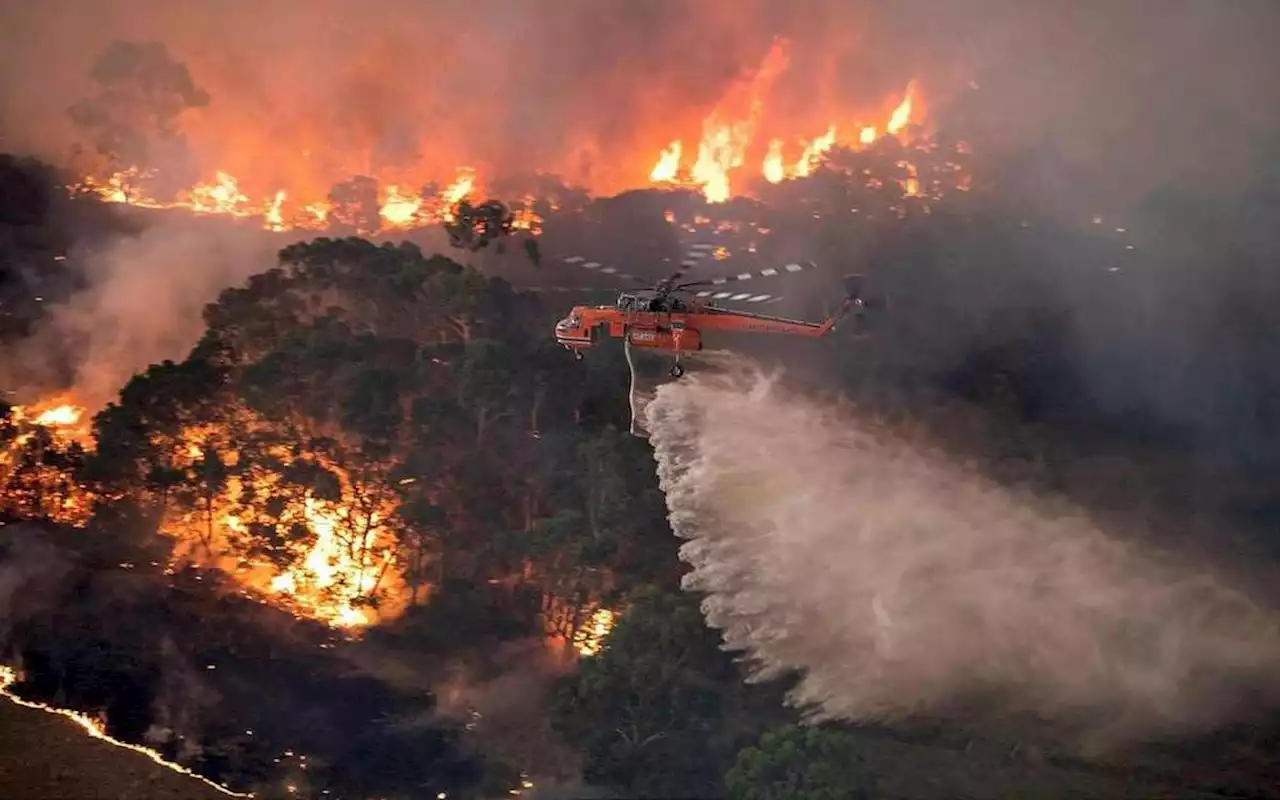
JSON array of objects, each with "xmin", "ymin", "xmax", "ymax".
[{"xmin": 625, "ymin": 337, "xmax": 645, "ymax": 438}]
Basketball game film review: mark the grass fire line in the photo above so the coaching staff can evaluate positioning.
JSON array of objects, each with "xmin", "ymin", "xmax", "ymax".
[{"xmin": 0, "ymin": 665, "xmax": 251, "ymax": 798}]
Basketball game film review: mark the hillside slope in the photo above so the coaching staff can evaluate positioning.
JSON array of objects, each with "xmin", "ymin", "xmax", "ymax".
[{"xmin": 0, "ymin": 699, "xmax": 237, "ymax": 800}]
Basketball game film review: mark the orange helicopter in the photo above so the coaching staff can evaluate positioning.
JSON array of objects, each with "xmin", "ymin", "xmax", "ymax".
[{"xmin": 551, "ymin": 255, "xmax": 865, "ymax": 377}]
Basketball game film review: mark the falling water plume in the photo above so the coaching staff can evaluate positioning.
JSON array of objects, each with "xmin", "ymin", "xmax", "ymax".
[{"xmin": 644, "ymin": 356, "xmax": 1280, "ymax": 750}]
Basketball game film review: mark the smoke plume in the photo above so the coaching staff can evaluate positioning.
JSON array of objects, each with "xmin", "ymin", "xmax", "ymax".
[
  {"xmin": 2, "ymin": 218, "xmax": 281, "ymax": 410},
  {"xmin": 3, "ymin": 1, "xmax": 1277, "ymax": 204},
  {"xmin": 0, "ymin": 525, "xmax": 75, "ymax": 645},
  {"xmin": 1, "ymin": 204, "xmax": 461, "ymax": 412},
  {"xmin": 645, "ymin": 356, "xmax": 1280, "ymax": 751}
]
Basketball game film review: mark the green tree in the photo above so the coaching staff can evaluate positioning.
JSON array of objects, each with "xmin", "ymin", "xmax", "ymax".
[
  {"xmin": 455, "ymin": 339, "xmax": 521, "ymax": 446},
  {"xmin": 724, "ymin": 725, "xmax": 877, "ymax": 800},
  {"xmin": 86, "ymin": 352, "xmax": 230, "ymax": 519},
  {"xmin": 550, "ymin": 587, "xmax": 747, "ymax": 797}
]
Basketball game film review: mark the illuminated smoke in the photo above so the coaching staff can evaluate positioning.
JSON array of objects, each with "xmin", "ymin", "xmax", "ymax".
[
  {"xmin": 0, "ymin": 1, "xmax": 939, "ymax": 208},
  {"xmin": 644, "ymin": 356, "xmax": 1280, "ymax": 750}
]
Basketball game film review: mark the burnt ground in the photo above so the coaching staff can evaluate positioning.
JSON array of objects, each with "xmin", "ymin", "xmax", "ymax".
[{"xmin": 0, "ymin": 699, "xmax": 233, "ymax": 800}]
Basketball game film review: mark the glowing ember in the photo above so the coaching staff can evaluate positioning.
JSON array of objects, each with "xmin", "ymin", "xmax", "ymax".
[
  {"xmin": 0, "ymin": 665, "xmax": 250, "ymax": 797},
  {"xmin": 902, "ymin": 161, "xmax": 921, "ymax": 197}
]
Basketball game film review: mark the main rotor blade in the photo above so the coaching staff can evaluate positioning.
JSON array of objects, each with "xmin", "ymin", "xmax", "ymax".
[
  {"xmin": 692, "ymin": 290, "xmax": 785, "ymax": 304},
  {"xmin": 559, "ymin": 255, "xmax": 648, "ymax": 286},
  {"xmin": 522, "ymin": 285, "xmax": 617, "ymax": 293},
  {"xmin": 675, "ymin": 260, "xmax": 818, "ymax": 290},
  {"xmin": 555, "ymin": 240, "xmax": 721, "ymax": 290},
  {"xmin": 660, "ymin": 242, "xmax": 719, "ymax": 286}
]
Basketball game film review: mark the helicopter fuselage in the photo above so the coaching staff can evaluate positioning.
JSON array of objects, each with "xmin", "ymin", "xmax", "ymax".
[{"xmin": 553, "ymin": 298, "xmax": 846, "ymax": 359}]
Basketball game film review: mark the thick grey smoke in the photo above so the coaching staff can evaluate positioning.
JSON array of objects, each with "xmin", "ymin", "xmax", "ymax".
[
  {"xmin": 1, "ymin": 214, "xmax": 462, "ymax": 412},
  {"xmin": 2, "ymin": 219, "xmax": 282, "ymax": 410},
  {"xmin": 0, "ymin": 525, "xmax": 75, "ymax": 646},
  {"xmin": 645, "ymin": 356, "xmax": 1280, "ymax": 751}
]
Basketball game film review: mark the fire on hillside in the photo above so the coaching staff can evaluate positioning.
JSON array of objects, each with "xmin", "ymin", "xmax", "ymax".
[
  {"xmin": 2, "ymin": 33, "xmax": 967, "ymax": 654},
  {"xmin": 66, "ymin": 37, "xmax": 941, "ymax": 233},
  {"xmin": 1, "ymin": 400, "xmax": 617, "ymax": 656}
]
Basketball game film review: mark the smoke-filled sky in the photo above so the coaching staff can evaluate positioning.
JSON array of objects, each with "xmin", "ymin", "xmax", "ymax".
[{"xmin": 2, "ymin": 0, "xmax": 1279, "ymax": 205}]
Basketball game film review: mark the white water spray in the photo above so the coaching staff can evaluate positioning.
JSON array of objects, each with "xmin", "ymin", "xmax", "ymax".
[{"xmin": 644, "ymin": 356, "xmax": 1280, "ymax": 749}]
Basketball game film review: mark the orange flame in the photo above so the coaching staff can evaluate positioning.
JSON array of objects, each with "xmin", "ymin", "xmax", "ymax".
[
  {"xmin": 173, "ymin": 429, "xmax": 411, "ymax": 632},
  {"xmin": 2, "ymin": 397, "xmax": 94, "ymax": 525},
  {"xmin": 650, "ymin": 141, "xmax": 682, "ymax": 183},
  {"xmin": 762, "ymin": 139, "xmax": 785, "ymax": 184},
  {"xmin": 901, "ymin": 160, "xmax": 921, "ymax": 197},
  {"xmin": 379, "ymin": 185, "xmax": 422, "ymax": 228},
  {"xmin": 887, "ymin": 80, "xmax": 917, "ymax": 136},
  {"xmin": 440, "ymin": 168, "xmax": 477, "ymax": 220},
  {"xmin": 574, "ymin": 608, "xmax": 617, "ymax": 657},
  {"xmin": 264, "ymin": 190, "xmax": 287, "ymax": 231},
  {"xmin": 795, "ymin": 125, "xmax": 837, "ymax": 178},
  {"xmin": 6, "ymin": 396, "xmax": 92, "ymax": 446},
  {"xmin": 70, "ymin": 39, "xmax": 927, "ymax": 221},
  {"xmin": 643, "ymin": 52, "xmax": 923, "ymax": 200},
  {"xmin": 3, "ymin": 397, "xmax": 412, "ymax": 631},
  {"xmin": 78, "ymin": 164, "xmax": 488, "ymax": 236},
  {"xmin": 187, "ymin": 172, "xmax": 248, "ymax": 216},
  {"xmin": 32, "ymin": 404, "xmax": 83, "ymax": 428}
]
